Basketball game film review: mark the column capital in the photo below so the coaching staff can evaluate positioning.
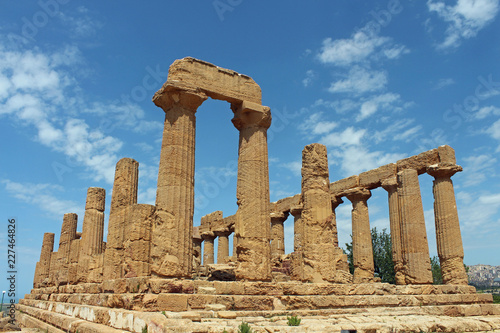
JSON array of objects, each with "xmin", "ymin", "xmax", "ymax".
[
  {"xmin": 344, "ymin": 187, "xmax": 371, "ymax": 202},
  {"xmin": 427, "ymin": 162, "xmax": 463, "ymax": 178},
  {"xmin": 192, "ymin": 226, "xmax": 202, "ymax": 242},
  {"xmin": 331, "ymin": 195, "xmax": 344, "ymax": 209},
  {"xmin": 231, "ymin": 100, "xmax": 271, "ymax": 130},
  {"xmin": 153, "ymin": 83, "xmax": 207, "ymax": 112},
  {"xmin": 290, "ymin": 204, "xmax": 303, "ymax": 217},
  {"xmin": 381, "ymin": 176, "xmax": 398, "ymax": 192},
  {"xmin": 201, "ymin": 232, "xmax": 215, "ymax": 241},
  {"xmin": 213, "ymin": 229, "xmax": 231, "ymax": 238},
  {"xmin": 270, "ymin": 211, "xmax": 289, "ymax": 223}
]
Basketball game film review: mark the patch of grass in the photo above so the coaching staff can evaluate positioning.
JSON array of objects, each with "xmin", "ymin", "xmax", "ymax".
[
  {"xmin": 238, "ymin": 321, "xmax": 253, "ymax": 333},
  {"xmin": 287, "ymin": 315, "xmax": 301, "ymax": 326},
  {"xmin": 142, "ymin": 324, "xmax": 148, "ymax": 333},
  {"xmin": 162, "ymin": 310, "xmax": 167, "ymax": 317}
]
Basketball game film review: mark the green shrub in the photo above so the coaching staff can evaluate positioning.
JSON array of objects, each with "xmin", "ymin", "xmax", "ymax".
[
  {"xmin": 142, "ymin": 324, "xmax": 148, "ymax": 333},
  {"xmin": 493, "ymin": 294, "xmax": 500, "ymax": 304},
  {"xmin": 287, "ymin": 315, "xmax": 301, "ymax": 326},
  {"xmin": 238, "ymin": 321, "xmax": 253, "ymax": 333}
]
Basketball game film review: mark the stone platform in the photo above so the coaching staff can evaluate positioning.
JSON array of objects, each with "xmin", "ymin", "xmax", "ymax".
[{"xmin": 17, "ymin": 279, "xmax": 500, "ymax": 332}]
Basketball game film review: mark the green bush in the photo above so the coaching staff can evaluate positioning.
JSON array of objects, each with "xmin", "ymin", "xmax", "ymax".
[
  {"xmin": 287, "ymin": 315, "xmax": 301, "ymax": 326},
  {"xmin": 142, "ymin": 324, "xmax": 148, "ymax": 333},
  {"xmin": 493, "ymin": 294, "xmax": 500, "ymax": 304},
  {"xmin": 238, "ymin": 321, "xmax": 253, "ymax": 333}
]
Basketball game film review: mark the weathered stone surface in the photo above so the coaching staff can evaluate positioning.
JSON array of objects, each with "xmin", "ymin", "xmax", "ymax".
[
  {"xmin": 273, "ymin": 194, "xmax": 301, "ymax": 214},
  {"xmin": 381, "ymin": 176, "xmax": 405, "ymax": 285},
  {"xmin": 110, "ymin": 157, "xmax": 139, "ymax": 214},
  {"xmin": 192, "ymin": 226, "xmax": 203, "ymax": 274},
  {"xmin": 232, "ymin": 101, "xmax": 272, "ymax": 281},
  {"xmin": 437, "ymin": 145, "xmax": 456, "ymax": 164},
  {"xmin": 397, "ymin": 169, "xmax": 433, "ymax": 284},
  {"xmin": 345, "ymin": 187, "xmax": 375, "ymax": 283},
  {"xmin": 359, "ymin": 163, "xmax": 397, "ymax": 189},
  {"xmin": 33, "ymin": 233, "xmax": 54, "ymax": 287},
  {"xmin": 397, "ymin": 149, "xmax": 440, "ymax": 174},
  {"xmin": 158, "ymin": 57, "xmax": 262, "ymax": 105},
  {"xmin": 330, "ymin": 175, "xmax": 359, "ymax": 195},
  {"xmin": 270, "ymin": 211, "xmax": 288, "ymax": 261},
  {"xmin": 428, "ymin": 163, "xmax": 468, "ymax": 285}
]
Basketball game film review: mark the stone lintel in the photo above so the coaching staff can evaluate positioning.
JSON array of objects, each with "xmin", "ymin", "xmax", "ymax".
[
  {"xmin": 273, "ymin": 194, "xmax": 301, "ymax": 214},
  {"xmin": 330, "ymin": 175, "xmax": 359, "ymax": 195},
  {"xmin": 437, "ymin": 145, "xmax": 456, "ymax": 164},
  {"xmin": 359, "ymin": 163, "xmax": 397, "ymax": 189},
  {"xmin": 397, "ymin": 149, "xmax": 440, "ymax": 174},
  {"xmin": 427, "ymin": 162, "xmax": 463, "ymax": 178}
]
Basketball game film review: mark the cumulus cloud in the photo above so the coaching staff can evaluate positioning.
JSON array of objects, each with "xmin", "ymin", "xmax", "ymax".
[
  {"xmin": 356, "ymin": 93, "xmax": 401, "ymax": 121},
  {"xmin": 428, "ymin": 0, "xmax": 499, "ymax": 49},
  {"xmin": 299, "ymin": 112, "xmax": 338, "ymax": 135},
  {"xmin": 329, "ymin": 66, "xmax": 388, "ymax": 95},
  {"xmin": 462, "ymin": 154, "xmax": 497, "ymax": 186},
  {"xmin": 475, "ymin": 105, "xmax": 500, "ymax": 119}
]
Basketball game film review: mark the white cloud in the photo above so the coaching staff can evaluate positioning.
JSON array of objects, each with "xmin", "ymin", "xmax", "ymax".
[
  {"xmin": 393, "ymin": 125, "xmax": 423, "ymax": 142},
  {"xmin": 318, "ymin": 28, "xmax": 407, "ymax": 66},
  {"xmin": 280, "ymin": 161, "xmax": 302, "ymax": 177},
  {"xmin": 428, "ymin": 0, "xmax": 499, "ymax": 49},
  {"xmin": 462, "ymin": 154, "xmax": 497, "ymax": 186},
  {"xmin": 475, "ymin": 105, "xmax": 500, "ymax": 119},
  {"xmin": 299, "ymin": 112, "xmax": 338, "ymax": 135},
  {"xmin": 321, "ymin": 127, "xmax": 367, "ymax": 147},
  {"xmin": 302, "ymin": 70, "xmax": 316, "ymax": 87},
  {"xmin": 329, "ymin": 66, "xmax": 387, "ymax": 95},
  {"xmin": 2, "ymin": 180, "xmax": 83, "ymax": 219},
  {"xmin": 335, "ymin": 145, "xmax": 406, "ymax": 176},
  {"xmin": 457, "ymin": 190, "xmax": 500, "ymax": 235},
  {"xmin": 433, "ymin": 78, "xmax": 456, "ymax": 90},
  {"xmin": 486, "ymin": 119, "xmax": 500, "ymax": 140},
  {"xmin": 373, "ymin": 119, "xmax": 417, "ymax": 143},
  {"xmin": 356, "ymin": 93, "xmax": 401, "ymax": 121}
]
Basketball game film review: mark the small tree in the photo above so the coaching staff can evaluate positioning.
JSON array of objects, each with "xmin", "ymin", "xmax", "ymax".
[{"xmin": 430, "ymin": 256, "xmax": 443, "ymax": 285}]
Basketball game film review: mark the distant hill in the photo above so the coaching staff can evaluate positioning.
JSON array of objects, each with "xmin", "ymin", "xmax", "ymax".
[{"xmin": 467, "ymin": 264, "xmax": 500, "ymax": 288}]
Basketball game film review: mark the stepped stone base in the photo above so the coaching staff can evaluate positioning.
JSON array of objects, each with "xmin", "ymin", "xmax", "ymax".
[{"xmin": 17, "ymin": 279, "xmax": 500, "ymax": 332}]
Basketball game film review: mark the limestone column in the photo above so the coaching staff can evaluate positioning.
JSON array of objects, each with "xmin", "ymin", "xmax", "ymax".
[
  {"xmin": 345, "ymin": 188, "xmax": 374, "ymax": 283},
  {"xmin": 301, "ymin": 143, "xmax": 337, "ymax": 283},
  {"xmin": 80, "ymin": 187, "xmax": 106, "ymax": 256},
  {"xmin": 152, "ymin": 86, "xmax": 207, "ymax": 278},
  {"xmin": 381, "ymin": 176, "xmax": 405, "ymax": 285},
  {"xmin": 215, "ymin": 230, "xmax": 231, "ymax": 264},
  {"xmin": 331, "ymin": 196, "xmax": 343, "ymax": 248},
  {"xmin": 59, "ymin": 213, "xmax": 77, "ymax": 262},
  {"xmin": 290, "ymin": 204, "xmax": 303, "ymax": 253},
  {"xmin": 397, "ymin": 169, "xmax": 433, "ymax": 284},
  {"xmin": 427, "ymin": 163, "xmax": 468, "ymax": 285},
  {"xmin": 270, "ymin": 211, "xmax": 288, "ymax": 261},
  {"xmin": 104, "ymin": 158, "xmax": 139, "ymax": 280},
  {"xmin": 202, "ymin": 234, "xmax": 215, "ymax": 265},
  {"xmin": 231, "ymin": 101, "xmax": 272, "ymax": 281},
  {"xmin": 34, "ymin": 233, "xmax": 55, "ymax": 287},
  {"xmin": 192, "ymin": 227, "xmax": 203, "ymax": 273}
]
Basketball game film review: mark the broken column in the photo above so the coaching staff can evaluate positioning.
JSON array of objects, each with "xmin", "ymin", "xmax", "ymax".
[
  {"xmin": 397, "ymin": 169, "xmax": 433, "ymax": 284},
  {"xmin": 381, "ymin": 176, "xmax": 405, "ymax": 285},
  {"xmin": 232, "ymin": 101, "xmax": 272, "ymax": 281},
  {"xmin": 345, "ymin": 187, "xmax": 375, "ymax": 283},
  {"xmin": 53, "ymin": 213, "xmax": 78, "ymax": 285},
  {"xmin": 152, "ymin": 85, "xmax": 207, "ymax": 278},
  {"xmin": 103, "ymin": 158, "xmax": 139, "ymax": 280},
  {"xmin": 33, "ymin": 233, "xmax": 54, "ymax": 287},
  {"xmin": 300, "ymin": 143, "xmax": 337, "ymax": 282},
  {"xmin": 427, "ymin": 163, "xmax": 468, "ymax": 285},
  {"xmin": 78, "ymin": 187, "xmax": 106, "ymax": 282},
  {"xmin": 270, "ymin": 211, "xmax": 288, "ymax": 261}
]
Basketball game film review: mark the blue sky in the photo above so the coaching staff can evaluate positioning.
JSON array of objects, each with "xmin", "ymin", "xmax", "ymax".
[{"xmin": 1, "ymin": 0, "xmax": 500, "ymax": 298}]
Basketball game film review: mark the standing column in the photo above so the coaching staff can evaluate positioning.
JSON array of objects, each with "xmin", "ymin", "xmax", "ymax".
[
  {"xmin": 331, "ymin": 196, "xmax": 343, "ymax": 248},
  {"xmin": 104, "ymin": 158, "xmax": 139, "ymax": 280},
  {"xmin": 381, "ymin": 176, "xmax": 405, "ymax": 285},
  {"xmin": 215, "ymin": 230, "xmax": 231, "ymax": 264},
  {"xmin": 80, "ymin": 187, "xmax": 106, "ymax": 256},
  {"xmin": 33, "ymin": 233, "xmax": 55, "ymax": 287},
  {"xmin": 202, "ymin": 234, "xmax": 215, "ymax": 265},
  {"xmin": 345, "ymin": 187, "xmax": 374, "ymax": 283},
  {"xmin": 192, "ymin": 227, "xmax": 203, "ymax": 274},
  {"xmin": 270, "ymin": 211, "xmax": 288, "ymax": 262},
  {"xmin": 232, "ymin": 101, "xmax": 272, "ymax": 281},
  {"xmin": 59, "ymin": 213, "xmax": 78, "ymax": 261},
  {"xmin": 152, "ymin": 86, "xmax": 207, "ymax": 278},
  {"xmin": 397, "ymin": 169, "xmax": 433, "ymax": 284},
  {"xmin": 301, "ymin": 143, "xmax": 337, "ymax": 282},
  {"xmin": 290, "ymin": 204, "xmax": 303, "ymax": 253},
  {"xmin": 427, "ymin": 163, "xmax": 468, "ymax": 285}
]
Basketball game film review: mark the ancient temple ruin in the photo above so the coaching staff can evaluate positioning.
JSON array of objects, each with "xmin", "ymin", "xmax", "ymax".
[{"xmin": 18, "ymin": 57, "xmax": 500, "ymax": 332}]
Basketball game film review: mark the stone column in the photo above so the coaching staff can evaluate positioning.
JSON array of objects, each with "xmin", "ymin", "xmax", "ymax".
[
  {"xmin": 381, "ymin": 176, "xmax": 405, "ymax": 285},
  {"xmin": 301, "ymin": 143, "xmax": 337, "ymax": 283},
  {"xmin": 397, "ymin": 169, "xmax": 433, "ymax": 284},
  {"xmin": 202, "ymin": 234, "xmax": 215, "ymax": 265},
  {"xmin": 270, "ymin": 211, "xmax": 288, "ymax": 261},
  {"xmin": 215, "ymin": 230, "xmax": 231, "ymax": 264},
  {"xmin": 345, "ymin": 187, "xmax": 375, "ymax": 283},
  {"xmin": 104, "ymin": 158, "xmax": 139, "ymax": 280},
  {"xmin": 59, "ymin": 213, "xmax": 77, "ymax": 261},
  {"xmin": 232, "ymin": 101, "xmax": 272, "ymax": 281},
  {"xmin": 80, "ymin": 187, "xmax": 106, "ymax": 256},
  {"xmin": 331, "ymin": 196, "xmax": 343, "ymax": 248},
  {"xmin": 152, "ymin": 86, "xmax": 207, "ymax": 278},
  {"xmin": 192, "ymin": 227, "xmax": 203, "ymax": 274},
  {"xmin": 290, "ymin": 204, "xmax": 303, "ymax": 253},
  {"xmin": 34, "ymin": 233, "xmax": 55, "ymax": 287},
  {"xmin": 427, "ymin": 163, "xmax": 468, "ymax": 285}
]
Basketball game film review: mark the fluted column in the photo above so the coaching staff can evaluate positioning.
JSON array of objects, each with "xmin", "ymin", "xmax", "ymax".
[
  {"xmin": 80, "ymin": 187, "xmax": 106, "ymax": 256},
  {"xmin": 59, "ymin": 213, "xmax": 77, "ymax": 262},
  {"xmin": 270, "ymin": 211, "xmax": 289, "ymax": 261},
  {"xmin": 290, "ymin": 204, "xmax": 303, "ymax": 253},
  {"xmin": 381, "ymin": 176, "xmax": 405, "ymax": 285},
  {"xmin": 345, "ymin": 187, "xmax": 374, "ymax": 283},
  {"xmin": 427, "ymin": 163, "xmax": 468, "ymax": 285},
  {"xmin": 232, "ymin": 101, "xmax": 272, "ymax": 281},
  {"xmin": 34, "ymin": 233, "xmax": 55, "ymax": 287},
  {"xmin": 110, "ymin": 158, "xmax": 139, "ymax": 215},
  {"xmin": 331, "ymin": 196, "xmax": 343, "ymax": 248},
  {"xmin": 215, "ymin": 231, "xmax": 231, "ymax": 264},
  {"xmin": 202, "ymin": 234, "xmax": 215, "ymax": 265},
  {"xmin": 192, "ymin": 227, "xmax": 203, "ymax": 274},
  {"xmin": 397, "ymin": 169, "xmax": 433, "ymax": 284},
  {"xmin": 301, "ymin": 143, "xmax": 337, "ymax": 282},
  {"xmin": 152, "ymin": 86, "xmax": 207, "ymax": 278}
]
